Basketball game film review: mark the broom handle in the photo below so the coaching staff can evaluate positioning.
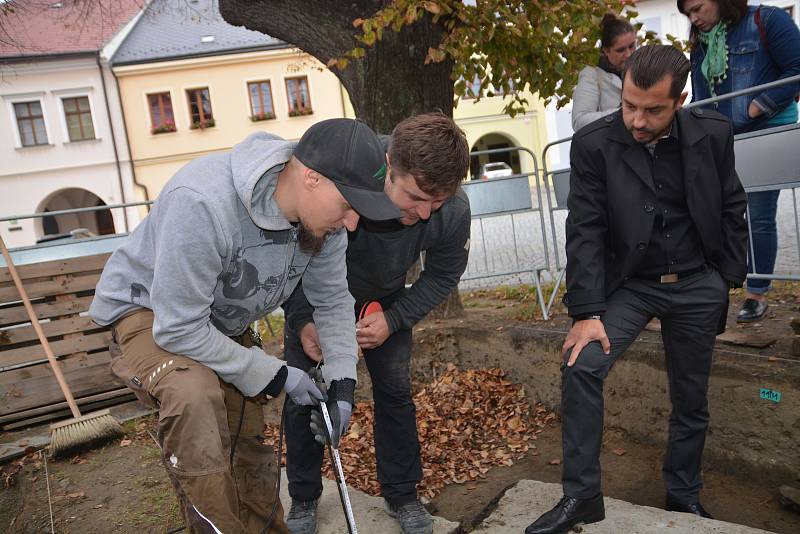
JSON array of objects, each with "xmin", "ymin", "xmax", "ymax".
[{"xmin": 0, "ymin": 235, "xmax": 81, "ymax": 419}]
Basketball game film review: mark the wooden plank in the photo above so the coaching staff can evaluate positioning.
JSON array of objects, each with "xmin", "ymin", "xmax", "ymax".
[
  {"xmin": 0, "ymin": 352, "xmax": 121, "ymax": 414},
  {"xmin": 0, "ymin": 315, "xmax": 99, "ymax": 347},
  {"xmin": 0, "ymin": 253, "xmax": 110, "ymax": 284},
  {"xmin": 0, "ymin": 272, "xmax": 101, "ymax": 303},
  {"xmin": 0, "ymin": 387, "xmax": 132, "ymax": 425},
  {"xmin": 1, "ymin": 390, "xmax": 134, "ymax": 430},
  {"xmin": 0, "ymin": 295, "xmax": 95, "ymax": 328},
  {"xmin": 0, "ymin": 349, "xmax": 112, "ymax": 386},
  {"xmin": 0, "ymin": 331, "xmax": 111, "ymax": 369}
]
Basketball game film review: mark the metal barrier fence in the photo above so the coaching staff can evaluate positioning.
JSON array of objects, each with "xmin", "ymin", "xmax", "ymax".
[
  {"xmin": 0, "ymin": 202, "xmax": 152, "ymax": 267},
  {"xmin": 461, "ymin": 146, "xmax": 552, "ymax": 319},
  {"xmin": 541, "ymin": 74, "xmax": 800, "ymax": 317}
]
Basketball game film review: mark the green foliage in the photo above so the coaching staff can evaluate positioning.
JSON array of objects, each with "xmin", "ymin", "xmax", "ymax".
[{"xmin": 344, "ymin": 1, "xmax": 669, "ymax": 115}]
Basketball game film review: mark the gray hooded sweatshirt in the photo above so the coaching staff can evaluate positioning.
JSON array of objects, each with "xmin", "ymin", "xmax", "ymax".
[{"xmin": 90, "ymin": 132, "xmax": 357, "ymax": 395}]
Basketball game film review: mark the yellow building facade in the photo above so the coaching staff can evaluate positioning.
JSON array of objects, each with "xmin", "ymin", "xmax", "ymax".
[
  {"xmin": 114, "ymin": 49, "xmax": 346, "ymax": 199},
  {"xmin": 343, "ymin": 88, "xmax": 548, "ymax": 181}
]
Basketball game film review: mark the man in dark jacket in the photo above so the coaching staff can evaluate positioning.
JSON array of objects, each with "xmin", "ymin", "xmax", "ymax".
[
  {"xmin": 526, "ymin": 45, "xmax": 748, "ymax": 534},
  {"xmin": 281, "ymin": 113, "xmax": 471, "ymax": 534}
]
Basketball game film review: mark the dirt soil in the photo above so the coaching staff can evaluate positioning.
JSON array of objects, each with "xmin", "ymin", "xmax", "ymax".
[{"xmin": 1, "ymin": 282, "xmax": 798, "ymax": 534}]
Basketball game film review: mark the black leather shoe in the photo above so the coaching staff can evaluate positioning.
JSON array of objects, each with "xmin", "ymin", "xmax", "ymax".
[
  {"xmin": 737, "ymin": 298, "xmax": 768, "ymax": 323},
  {"xmin": 525, "ymin": 494, "xmax": 605, "ymax": 534},
  {"xmin": 665, "ymin": 495, "xmax": 713, "ymax": 519}
]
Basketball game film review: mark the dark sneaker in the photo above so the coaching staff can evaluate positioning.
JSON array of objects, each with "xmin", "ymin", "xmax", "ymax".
[
  {"xmin": 384, "ymin": 499, "xmax": 433, "ymax": 534},
  {"xmin": 286, "ymin": 498, "xmax": 319, "ymax": 534},
  {"xmin": 737, "ymin": 298, "xmax": 768, "ymax": 323}
]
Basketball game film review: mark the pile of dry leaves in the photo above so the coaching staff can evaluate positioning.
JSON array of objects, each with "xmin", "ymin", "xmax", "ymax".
[{"xmin": 266, "ymin": 364, "xmax": 556, "ymax": 501}]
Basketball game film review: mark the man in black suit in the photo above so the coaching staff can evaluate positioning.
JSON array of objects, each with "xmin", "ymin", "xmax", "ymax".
[{"xmin": 526, "ymin": 45, "xmax": 748, "ymax": 534}]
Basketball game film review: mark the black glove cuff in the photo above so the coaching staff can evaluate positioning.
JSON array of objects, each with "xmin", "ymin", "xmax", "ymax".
[
  {"xmin": 328, "ymin": 378, "xmax": 356, "ymax": 405},
  {"xmin": 259, "ymin": 365, "xmax": 288, "ymax": 398}
]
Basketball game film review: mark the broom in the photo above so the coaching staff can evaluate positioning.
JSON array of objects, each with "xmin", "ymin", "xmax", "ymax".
[{"xmin": 0, "ymin": 234, "xmax": 123, "ymax": 458}]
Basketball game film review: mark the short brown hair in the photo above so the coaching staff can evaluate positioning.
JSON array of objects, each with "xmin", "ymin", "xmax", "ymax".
[
  {"xmin": 623, "ymin": 45, "xmax": 690, "ymax": 101},
  {"xmin": 388, "ymin": 112, "xmax": 469, "ymax": 197}
]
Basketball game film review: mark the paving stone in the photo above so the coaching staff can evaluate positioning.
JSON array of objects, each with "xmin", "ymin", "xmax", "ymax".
[
  {"xmin": 472, "ymin": 480, "xmax": 775, "ymax": 534},
  {"xmin": 278, "ymin": 469, "xmax": 459, "ymax": 534}
]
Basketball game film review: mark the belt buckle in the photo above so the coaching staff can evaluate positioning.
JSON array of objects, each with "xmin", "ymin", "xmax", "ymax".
[{"xmin": 660, "ymin": 273, "xmax": 678, "ymax": 283}]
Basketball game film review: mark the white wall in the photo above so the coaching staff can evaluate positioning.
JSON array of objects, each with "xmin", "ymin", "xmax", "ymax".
[{"xmin": 0, "ymin": 56, "xmax": 139, "ymax": 247}]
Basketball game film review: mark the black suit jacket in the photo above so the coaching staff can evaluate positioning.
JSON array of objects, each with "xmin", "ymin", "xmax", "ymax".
[{"xmin": 562, "ymin": 108, "xmax": 748, "ymax": 326}]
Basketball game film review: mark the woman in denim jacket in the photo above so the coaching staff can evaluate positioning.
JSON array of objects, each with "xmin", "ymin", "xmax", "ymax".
[{"xmin": 679, "ymin": 0, "xmax": 800, "ymax": 322}]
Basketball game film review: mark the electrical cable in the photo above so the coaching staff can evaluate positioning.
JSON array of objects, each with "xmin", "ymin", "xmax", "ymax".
[{"xmin": 261, "ymin": 399, "xmax": 286, "ymax": 534}]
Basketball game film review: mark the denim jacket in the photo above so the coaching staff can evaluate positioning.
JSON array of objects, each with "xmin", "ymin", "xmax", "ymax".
[{"xmin": 690, "ymin": 5, "xmax": 800, "ymax": 134}]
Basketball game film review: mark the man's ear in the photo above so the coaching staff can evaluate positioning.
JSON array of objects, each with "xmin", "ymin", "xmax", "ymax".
[
  {"xmin": 677, "ymin": 91, "xmax": 689, "ymax": 108},
  {"xmin": 384, "ymin": 153, "xmax": 392, "ymax": 184},
  {"xmin": 303, "ymin": 168, "xmax": 322, "ymax": 192}
]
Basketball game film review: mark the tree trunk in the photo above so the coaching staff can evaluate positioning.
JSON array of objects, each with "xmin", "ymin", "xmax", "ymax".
[
  {"xmin": 220, "ymin": 0, "xmax": 463, "ymax": 318},
  {"xmin": 219, "ymin": 0, "xmax": 455, "ymax": 130}
]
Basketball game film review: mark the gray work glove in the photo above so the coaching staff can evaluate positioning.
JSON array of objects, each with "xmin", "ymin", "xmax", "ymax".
[
  {"xmin": 309, "ymin": 375, "xmax": 355, "ymax": 448},
  {"xmin": 284, "ymin": 366, "xmax": 325, "ymax": 406},
  {"xmin": 310, "ymin": 399, "xmax": 352, "ymax": 448}
]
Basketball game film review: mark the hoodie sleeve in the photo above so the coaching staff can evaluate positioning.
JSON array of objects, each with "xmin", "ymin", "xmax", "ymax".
[
  {"xmin": 300, "ymin": 229, "xmax": 358, "ymax": 385},
  {"xmin": 149, "ymin": 187, "xmax": 286, "ymax": 397}
]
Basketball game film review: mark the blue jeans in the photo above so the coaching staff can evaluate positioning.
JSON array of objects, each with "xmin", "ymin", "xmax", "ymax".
[{"xmin": 746, "ymin": 190, "xmax": 780, "ymax": 294}]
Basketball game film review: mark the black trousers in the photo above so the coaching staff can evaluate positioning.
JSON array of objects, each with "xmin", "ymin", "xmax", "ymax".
[
  {"xmin": 562, "ymin": 268, "xmax": 729, "ymax": 504},
  {"xmin": 284, "ymin": 301, "xmax": 422, "ymax": 506}
]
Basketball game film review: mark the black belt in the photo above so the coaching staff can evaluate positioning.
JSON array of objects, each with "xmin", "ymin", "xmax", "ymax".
[{"xmin": 635, "ymin": 264, "xmax": 707, "ymax": 284}]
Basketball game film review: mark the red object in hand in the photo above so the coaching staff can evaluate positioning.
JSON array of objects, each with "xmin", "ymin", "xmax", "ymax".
[{"xmin": 358, "ymin": 301, "xmax": 383, "ymax": 321}]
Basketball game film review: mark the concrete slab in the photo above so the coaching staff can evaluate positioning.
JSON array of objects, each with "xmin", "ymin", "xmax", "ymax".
[
  {"xmin": 278, "ymin": 469, "xmax": 459, "ymax": 534},
  {"xmin": 472, "ymin": 480, "xmax": 775, "ymax": 534}
]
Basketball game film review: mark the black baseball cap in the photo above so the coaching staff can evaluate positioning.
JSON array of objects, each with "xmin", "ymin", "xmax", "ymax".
[{"xmin": 294, "ymin": 118, "xmax": 402, "ymax": 221}]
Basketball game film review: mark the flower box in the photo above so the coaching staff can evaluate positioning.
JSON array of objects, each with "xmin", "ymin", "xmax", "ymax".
[
  {"xmin": 288, "ymin": 108, "xmax": 313, "ymax": 117},
  {"xmin": 151, "ymin": 123, "xmax": 177, "ymax": 135},
  {"xmin": 251, "ymin": 112, "xmax": 276, "ymax": 122},
  {"xmin": 190, "ymin": 118, "xmax": 216, "ymax": 130}
]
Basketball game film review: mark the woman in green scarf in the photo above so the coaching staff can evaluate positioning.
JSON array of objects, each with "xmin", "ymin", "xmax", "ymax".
[{"xmin": 679, "ymin": 0, "xmax": 800, "ymax": 323}]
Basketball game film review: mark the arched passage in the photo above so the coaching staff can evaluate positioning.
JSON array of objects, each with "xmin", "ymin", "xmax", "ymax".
[
  {"xmin": 469, "ymin": 132, "xmax": 521, "ymax": 180},
  {"xmin": 35, "ymin": 188, "xmax": 114, "ymax": 242}
]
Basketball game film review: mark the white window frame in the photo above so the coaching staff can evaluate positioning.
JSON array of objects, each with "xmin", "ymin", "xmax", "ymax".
[
  {"xmin": 2, "ymin": 91, "xmax": 52, "ymax": 148},
  {"xmin": 52, "ymin": 87, "xmax": 99, "ymax": 143}
]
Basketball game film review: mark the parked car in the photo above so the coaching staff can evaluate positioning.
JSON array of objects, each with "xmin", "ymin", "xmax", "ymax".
[{"xmin": 478, "ymin": 162, "xmax": 513, "ymax": 180}]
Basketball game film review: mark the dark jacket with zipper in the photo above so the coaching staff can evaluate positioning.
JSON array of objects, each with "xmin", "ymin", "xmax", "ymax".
[
  {"xmin": 562, "ymin": 108, "xmax": 748, "ymax": 332},
  {"xmin": 284, "ymin": 188, "xmax": 471, "ymax": 334}
]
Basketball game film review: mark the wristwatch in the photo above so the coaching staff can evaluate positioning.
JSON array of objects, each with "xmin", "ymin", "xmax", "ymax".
[{"xmin": 575, "ymin": 314, "xmax": 602, "ymax": 321}]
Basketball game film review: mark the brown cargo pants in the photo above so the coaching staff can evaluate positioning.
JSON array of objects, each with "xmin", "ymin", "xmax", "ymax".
[{"xmin": 110, "ymin": 309, "xmax": 289, "ymax": 534}]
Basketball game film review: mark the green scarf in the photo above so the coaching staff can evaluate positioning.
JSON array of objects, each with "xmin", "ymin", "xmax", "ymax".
[{"xmin": 698, "ymin": 21, "xmax": 729, "ymax": 97}]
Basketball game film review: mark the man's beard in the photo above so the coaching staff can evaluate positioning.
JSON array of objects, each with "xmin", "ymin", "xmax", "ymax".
[{"xmin": 297, "ymin": 222, "xmax": 328, "ymax": 256}]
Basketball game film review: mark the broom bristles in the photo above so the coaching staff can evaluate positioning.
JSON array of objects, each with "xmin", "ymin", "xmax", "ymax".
[{"xmin": 49, "ymin": 409, "xmax": 124, "ymax": 459}]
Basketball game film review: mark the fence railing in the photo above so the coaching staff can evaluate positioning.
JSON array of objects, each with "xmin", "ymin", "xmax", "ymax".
[{"xmin": 461, "ymin": 146, "xmax": 552, "ymax": 319}]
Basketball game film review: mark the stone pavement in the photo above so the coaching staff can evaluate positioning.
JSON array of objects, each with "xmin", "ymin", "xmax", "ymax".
[
  {"xmin": 278, "ymin": 469, "xmax": 459, "ymax": 534},
  {"xmin": 472, "ymin": 480, "xmax": 776, "ymax": 534}
]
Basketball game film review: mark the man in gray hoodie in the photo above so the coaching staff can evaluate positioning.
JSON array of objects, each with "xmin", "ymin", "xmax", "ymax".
[{"xmin": 89, "ymin": 118, "xmax": 401, "ymax": 533}]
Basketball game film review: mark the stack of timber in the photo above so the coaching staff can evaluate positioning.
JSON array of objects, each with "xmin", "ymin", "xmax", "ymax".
[{"xmin": 0, "ymin": 253, "xmax": 132, "ymax": 432}]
